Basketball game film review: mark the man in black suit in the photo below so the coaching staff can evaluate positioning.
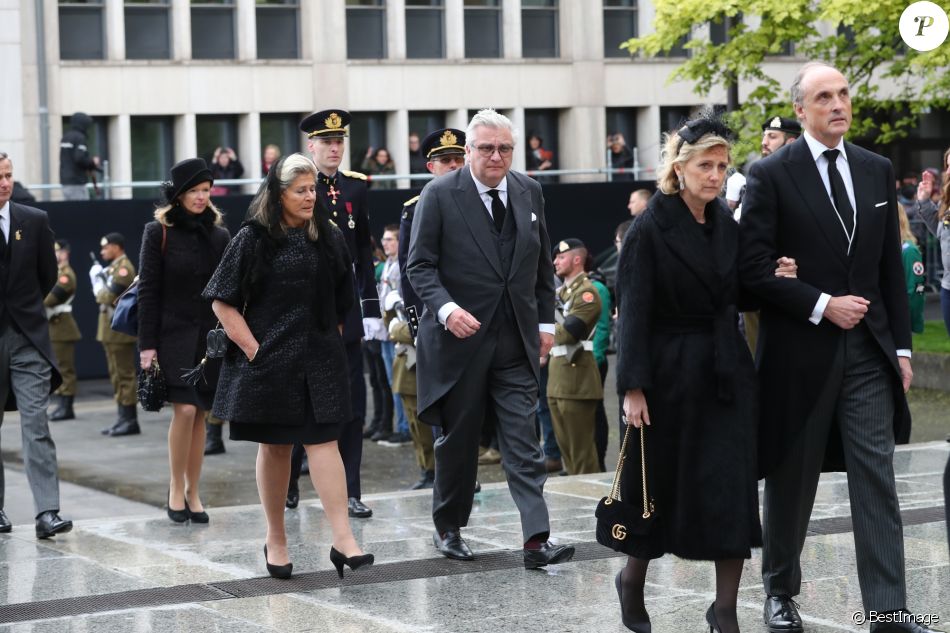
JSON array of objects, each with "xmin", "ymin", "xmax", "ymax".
[
  {"xmin": 407, "ymin": 109, "xmax": 574, "ymax": 569},
  {"xmin": 740, "ymin": 63, "xmax": 940, "ymax": 633},
  {"xmin": 0, "ymin": 153, "xmax": 72, "ymax": 539}
]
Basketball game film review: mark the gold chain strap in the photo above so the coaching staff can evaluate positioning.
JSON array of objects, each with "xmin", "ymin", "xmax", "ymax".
[{"xmin": 606, "ymin": 424, "xmax": 652, "ymax": 519}]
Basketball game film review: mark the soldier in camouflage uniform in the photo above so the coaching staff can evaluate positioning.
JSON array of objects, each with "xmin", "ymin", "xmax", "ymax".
[
  {"xmin": 90, "ymin": 233, "xmax": 139, "ymax": 436},
  {"xmin": 45, "ymin": 239, "xmax": 81, "ymax": 421},
  {"xmin": 546, "ymin": 239, "xmax": 603, "ymax": 475}
]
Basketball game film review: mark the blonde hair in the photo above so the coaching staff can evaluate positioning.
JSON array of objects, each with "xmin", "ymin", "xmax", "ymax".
[
  {"xmin": 154, "ymin": 199, "xmax": 224, "ymax": 227},
  {"xmin": 898, "ymin": 204, "xmax": 917, "ymax": 245},
  {"xmin": 656, "ymin": 131, "xmax": 731, "ymax": 195}
]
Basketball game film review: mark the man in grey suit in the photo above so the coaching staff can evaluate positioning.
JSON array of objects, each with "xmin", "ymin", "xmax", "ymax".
[
  {"xmin": 0, "ymin": 152, "xmax": 72, "ymax": 539},
  {"xmin": 740, "ymin": 64, "xmax": 941, "ymax": 633},
  {"xmin": 407, "ymin": 109, "xmax": 575, "ymax": 569}
]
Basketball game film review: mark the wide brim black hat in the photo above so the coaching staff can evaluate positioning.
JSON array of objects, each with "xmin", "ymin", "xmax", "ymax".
[{"xmin": 165, "ymin": 158, "xmax": 214, "ymax": 202}]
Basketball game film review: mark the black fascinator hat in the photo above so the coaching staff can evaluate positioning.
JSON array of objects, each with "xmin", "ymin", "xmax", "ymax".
[
  {"xmin": 675, "ymin": 110, "xmax": 735, "ymax": 153},
  {"xmin": 162, "ymin": 158, "xmax": 214, "ymax": 204}
]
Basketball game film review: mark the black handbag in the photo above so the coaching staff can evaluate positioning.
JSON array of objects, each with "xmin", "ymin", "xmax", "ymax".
[
  {"xmin": 181, "ymin": 322, "xmax": 228, "ymax": 386},
  {"xmin": 595, "ymin": 424, "xmax": 657, "ymax": 551},
  {"xmin": 137, "ymin": 360, "xmax": 167, "ymax": 412}
]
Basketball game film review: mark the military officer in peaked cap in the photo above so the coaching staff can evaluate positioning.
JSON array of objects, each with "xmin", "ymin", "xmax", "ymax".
[
  {"xmin": 296, "ymin": 108, "xmax": 381, "ymax": 518},
  {"xmin": 398, "ymin": 128, "xmax": 467, "ymax": 316},
  {"xmin": 760, "ymin": 115, "xmax": 801, "ymax": 157},
  {"xmin": 547, "ymin": 238, "xmax": 603, "ymax": 475}
]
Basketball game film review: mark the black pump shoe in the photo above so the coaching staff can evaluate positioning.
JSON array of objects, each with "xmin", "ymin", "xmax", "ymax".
[
  {"xmin": 264, "ymin": 545, "xmax": 292, "ymax": 579},
  {"xmin": 706, "ymin": 602, "xmax": 721, "ymax": 633},
  {"xmin": 167, "ymin": 488, "xmax": 188, "ymax": 523},
  {"xmin": 615, "ymin": 570, "xmax": 651, "ymax": 632},
  {"xmin": 329, "ymin": 546, "xmax": 374, "ymax": 579},
  {"xmin": 184, "ymin": 499, "xmax": 209, "ymax": 524}
]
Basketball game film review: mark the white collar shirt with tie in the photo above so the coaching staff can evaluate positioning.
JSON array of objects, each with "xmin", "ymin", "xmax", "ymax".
[
  {"xmin": 0, "ymin": 201, "xmax": 10, "ymax": 244},
  {"xmin": 470, "ymin": 170, "xmax": 508, "ymax": 221},
  {"xmin": 801, "ymin": 129, "xmax": 857, "ymax": 243}
]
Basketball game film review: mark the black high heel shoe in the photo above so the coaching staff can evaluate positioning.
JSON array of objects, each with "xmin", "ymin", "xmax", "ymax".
[
  {"xmin": 167, "ymin": 487, "xmax": 188, "ymax": 523},
  {"xmin": 615, "ymin": 570, "xmax": 651, "ymax": 632},
  {"xmin": 183, "ymin": 499, "xmax": 209, "ymax": 524},
  {"xmin": 264, "ymin": 545, "xmax": 293, "ymax": 579},
  {"xmin": 705, "ymin": 602, "xmax": 721, "ymax": 633},
  {"xmin": 329, "ymin": 546, "xmax": 374, "ymax": 579}
]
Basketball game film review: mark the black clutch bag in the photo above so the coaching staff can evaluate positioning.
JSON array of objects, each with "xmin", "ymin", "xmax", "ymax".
[
  {"xmin": 181, "ymin": 323, "xmax": 228, "ymax": 386},
  {"xmin": 137, "ymin": 361, "xmax": 167, "ymax": 412},
  {"xmin": 595, "ymin": 424, "xmax": 657, "ymax": 551}
]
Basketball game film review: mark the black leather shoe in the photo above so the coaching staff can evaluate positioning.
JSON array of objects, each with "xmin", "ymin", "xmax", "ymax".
[
  {"xmin": 433, "ymin": 530, "xmax": 475, "ymax": 560},
  {"xmin": 285, "ymin": 490, "xmax": 299, "ymax": 509},
  {"xmin": 101, "ymin": 421, "xmax": 120, "ymax": 435},
  {"xmin": 50, "ymin": 395, "xmax": 75, "ymax": 421},
  {"xmin": 108, "ymin": 420, "xmax": 140, "ymax": 437},
  {"xmin": 474, "ymin": 480, "xmax": 482, "ymax": 494},
  {"xmin": 347, "ymin": 497, "xmax": 372, "ymax": 518},
  {"xmin": 0, "ymin": 510, "xmax": 11, "ymax": 533},
  {"xmin": 869, "ymin": 612, "xmax": 946, "ymax": 633},
  {"xmin": 35, "ymin": 511, "xmax": 72, "ymax": 539},
  {"xmin": 763, "ymin": 595, "xmax": 803, "ymax": 633},
  {"xmin": 616, "ymin": 570, "xmax": 651, "ymax": 632},
  {"xmin": 409, "ymin": 470, "xmax": 434, "ymax": 490},
  {"xmin": 523, "ymin": 541, "xmax": 575, "ymax": 569}
]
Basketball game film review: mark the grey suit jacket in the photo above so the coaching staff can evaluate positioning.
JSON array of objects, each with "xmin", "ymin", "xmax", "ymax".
[{"xmin": 407, "ymin": 166, "xmax": 555, "ymax": 417}]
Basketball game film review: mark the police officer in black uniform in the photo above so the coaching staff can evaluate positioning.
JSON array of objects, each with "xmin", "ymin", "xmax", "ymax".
[{"xmin": 292, "ymin": 109, "xmax": 382, "ymax": 518}]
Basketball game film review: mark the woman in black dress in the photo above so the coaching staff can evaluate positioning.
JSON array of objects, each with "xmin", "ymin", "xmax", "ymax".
[
  {"xmin": 203, "ymin": 153, "xmax": 372, "ymax": 579},
  {"xmin": 138, "ymin": 158, "xmax": 230, "ymax": 524},
  {"xmin": 613, "ymin": 115, "xmax": 796, "ymax": 633}
]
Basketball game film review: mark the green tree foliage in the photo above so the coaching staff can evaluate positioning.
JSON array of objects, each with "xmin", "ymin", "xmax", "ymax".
[{"xmin": 622, "ymin": 0, "xmax": 950, "ymax": 161}]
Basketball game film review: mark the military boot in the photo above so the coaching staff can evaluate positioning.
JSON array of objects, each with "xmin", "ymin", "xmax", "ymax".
[
  {"xmin": 108, "ymin": 404, "xmax": 141, "ymax": 437},
  {"xmin": 50, "ymin": 395, "xmax": 76, "ymax": 421},
  {"xmin": 101, "ymin": 403, "xmax": 124, "ymax": 435},
  {"xmin": 204, "ymin": 419, "xmax": 225, "ymax": 455}
]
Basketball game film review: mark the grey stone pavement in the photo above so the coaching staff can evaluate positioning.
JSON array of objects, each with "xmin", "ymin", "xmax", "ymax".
[{"xmin": 0, "ymin": 362, "xmax": 947, "ymax": 631}]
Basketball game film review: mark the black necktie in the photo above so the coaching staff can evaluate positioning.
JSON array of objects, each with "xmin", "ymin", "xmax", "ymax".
[
  {"xmin": 0, "ymin": 223, "xmax": 6, "ymax": 261},
  {"xmin": 487, "ymin": 189, "xmax": 506, "ymax": 232},
  {"xmin": 823, "ymin": 149, "xmax": 855, "ymax": 238}
]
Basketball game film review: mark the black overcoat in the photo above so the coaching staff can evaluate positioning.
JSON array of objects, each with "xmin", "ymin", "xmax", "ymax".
[
  {"xmin": 3, "ymin": 203, "xmax": 62, "ymax": 410},
  {"xmin": 738, "ymin": 139, "xmax": 911, "ymax": 474},
  {"xmin": 137, "ymin": 208, "xmax": 231, "ymax": 394},
  {"xmin": 614, "ymin": 192, "xmax": 761, "ymax": 561},
  {"xmin": 202, "ymin": 224, "xmax": 354, "ymax": 426}
]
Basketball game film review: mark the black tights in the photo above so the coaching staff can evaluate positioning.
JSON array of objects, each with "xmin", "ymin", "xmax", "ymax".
[{"xmin": 621, "ymin": 556, "xmax": 744, "ymax": 633}]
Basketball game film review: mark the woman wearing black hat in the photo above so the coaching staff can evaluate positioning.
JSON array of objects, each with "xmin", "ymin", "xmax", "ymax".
[
  {"xmin": 611, "ymin": 113, "xmax": 797, "ymax": 633},
  {"xmin": 203, "ymin": 153, "xmax": 373, "ymax": 579},
  {"xmin": 137, "ymin": 158, "xmax": 231, "ymax": 524}
]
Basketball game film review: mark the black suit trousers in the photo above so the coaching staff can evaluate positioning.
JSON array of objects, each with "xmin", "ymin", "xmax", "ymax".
[{"xmin": 762, "ymin": 324, "xmax": 906, "ymax": 612}]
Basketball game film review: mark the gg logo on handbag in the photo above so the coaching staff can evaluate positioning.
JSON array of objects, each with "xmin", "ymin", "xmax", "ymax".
[{"xmin": 611, "ymin": 524, "xmax": 627, "ymax": 541}]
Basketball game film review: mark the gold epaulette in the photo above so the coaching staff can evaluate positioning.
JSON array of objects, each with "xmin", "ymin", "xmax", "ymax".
[
  {"xmin": 403, "ymin": 195, "xmax": 420, "ymax": 207},
  {"xmin": 341, "ymin": 170, "xmax": 367, "ymax": 181}
]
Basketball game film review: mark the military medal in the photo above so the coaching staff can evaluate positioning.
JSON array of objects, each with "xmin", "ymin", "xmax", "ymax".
[
  {"xmin": 327, "ymin": 184, "xmax": 340, "ymax": 205},
  {"xmin": 345, "ymin": 201, "xmax": 355, "ymax": 229}
]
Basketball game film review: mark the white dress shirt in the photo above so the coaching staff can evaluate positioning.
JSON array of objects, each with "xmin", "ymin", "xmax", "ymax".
[
  {"xmin": 437, "ymin": 170, "xmax": 554, "ymax": 335},
  {"xmin": 0, "ymin": 201, "xmax": 10, "ymax": 243},
  {"xmin": 800, "ymin": 132, "xmax": 910, "ymax": 358}
]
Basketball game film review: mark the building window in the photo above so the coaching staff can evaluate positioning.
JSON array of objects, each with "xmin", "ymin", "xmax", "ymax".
[
  {"xmin": 196, "ymin": 115, "xmax": 239, "ymax": 165},
  {"xmin": 767, "ymin": 40, "xmax": 794, "ymax": 56},
  {"xmin": 603, "ymin": 0, "xmax": 636, "ymax": 58},
  {"xmin": 191, "ymin": 0, "xmax": 235, "ymax": 60},
  {"xmin": 656, "ymin": 35, "xmax": 688, "ymax": 58},
  {"xmin": 406, "ymin": 0, "xmax": 445, "ymax": 59},
  {"xmin": 130, "ymin": 116, "xmax": 174, "ymax": 199},
  {"xmin": 60, "ymin": 115, "xmax": 110, "ymax": 164},
  {"xmin": 606, "ymin": 107, "xmax": 637, "ymax": 179},
  {"xmin": 260, "ymin": 113, "xmax": 303, "ymax": 168},
  {"xmin": 522, "ymin": 0, "xmax": 558, "ymax": 58},
  {"xmin": 660, "ymin": 106, "xmax": 694, "ymax": 138},
  {"xmin": 524, "ymin": 108, "xmax": 559, "ymax": 183},
  {"xmin": 349, "ymin": 112, "xmax": 388, "ymax": 172},
  {"xmin": 59, "ymin": 1, "xmax": 105, "ymax": 60},
  {"xmin": 464, "ymin": 0, "xmax": 502, "ymax": 58},
  {"xmin": 709, "ymin": 19, "xmax": 727, "ymax": 46},
  {"xmin": 409, "ymin": 111, "xmax": 447, "ymax": 139},
  {"xmin": 125, "ymin": 1, "xmax": 171, "ymax": 60},
  {"xmin": 346, "ymin": 0, "xmax": 386, "ymax": 59},
  {"xmin": 256, "ymin": 0, "xmax": 299, "ymax": 59}
]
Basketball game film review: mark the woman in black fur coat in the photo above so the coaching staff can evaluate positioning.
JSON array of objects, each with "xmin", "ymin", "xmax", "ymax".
[
  {"xmin": 613, "ymin": 115, "xmax": 797, "ymax": 633},
  {"xmin": 138, "ymin": 158, "xmax": 230, "ymax": 524},
  {"xmin": 203, "ymin": 154, "xmax": 373, "ymax": 580}
]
